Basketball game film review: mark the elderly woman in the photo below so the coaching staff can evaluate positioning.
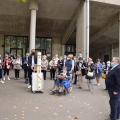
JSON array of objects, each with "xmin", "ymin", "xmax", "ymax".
[
  {"xmin": 13, "ymin": 55, "xmax": 22, "ymax": 80},
  {"xmin": 3, "ymin": 54, "xmax": 11, "ymax": 80},
  {"xmin": 41, "ymin": 55, "xmax": 48, "ymax": 80},
  {"xmin": 75, "ymin": 57, "xmax": 87, "ymax": 89},
  {"xmin": 86, "ymin": 58, "xmax": 95, "ymax": 92},
  {"xmin": 94, "ymin": 59, "xmax": 103, "ymax": 86},
  {"xmin": 49, "ymin": 57, "xmax": 57, "ymax": 80}
]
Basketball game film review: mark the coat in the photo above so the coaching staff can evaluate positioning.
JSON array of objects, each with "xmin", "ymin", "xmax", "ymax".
[
  {"xmin": 75, "ymin": 61, "xmax": 87, "ymax": 76},
  {"xmin": 3, "ymin": 58, "xmax": 11, "ymax": 69},
  {"xmin": 85, "ymin": 63, "xmax": 95, "ymax": 79},
  {"xmin": 22, "ymin": 56, "xmax": 29, "ymax": 70},
  {"xmin": 28, "ymin": 54, "xmax": 37, "ymax": 69},
  {"xmin": 105, "ymin": 65, "xmax": 120, "ymax": 92}
]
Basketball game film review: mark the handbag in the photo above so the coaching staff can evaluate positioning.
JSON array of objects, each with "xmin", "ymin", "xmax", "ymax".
[
  {"xmin": 76, "ymin": 71, "xmax": 81, "ymax": 75},
  {"xmin": 16, "ymin": 64, "xmax": 22, "ymax": 70},
  {"xmin": 87, "ymin": 72, "xmax": 94, "ymax": 77},
  {"xmin": 52, "ymin": 66, "xmax": 57, "ymax": 70},
  {"xmin": 102, "ymin": 73, "xmax": 106, "ymax": 79}
]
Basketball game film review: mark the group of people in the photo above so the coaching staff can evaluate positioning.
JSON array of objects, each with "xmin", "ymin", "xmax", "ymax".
[{"xmin": 0, "ymin": 49, "xmax": 120, "ymax": 120}]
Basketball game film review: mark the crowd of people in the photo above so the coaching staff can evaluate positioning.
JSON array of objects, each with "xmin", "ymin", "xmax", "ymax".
[
  {"xmin": 0, "ymin": 49, "xmax": 114, "ymax": 92},
  {"xmin": 0, "ymin": 49, "xmax": 120, "ymax": 120}
]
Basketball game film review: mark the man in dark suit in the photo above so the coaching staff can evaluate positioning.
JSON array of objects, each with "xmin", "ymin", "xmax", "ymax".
[
  {"xmin": 105, "ymin": 57, "xmax": 120, "ymax": 120},
  {"xmin": 28, "ymin": 49, "xmax": 37, "ymax": 89}
]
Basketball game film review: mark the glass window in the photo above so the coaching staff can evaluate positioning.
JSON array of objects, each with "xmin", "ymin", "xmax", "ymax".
[
  {"xmin": 17, "ymin": 37, "xmax": 23, "ymax": 48},
  {"xmin": 40, "ymin": 38, "xmax": 46, "ymax": 49},
  {"xmin": 4, "ymin": 35, "xmax": 28, "ymax": 57},
  {"xmin": 35, "ymin": 38, "xmax": 40, "ymax": 49},
  {"xmin": 11, "ymin": 36, "xmax": 17, "ymax": 48}
]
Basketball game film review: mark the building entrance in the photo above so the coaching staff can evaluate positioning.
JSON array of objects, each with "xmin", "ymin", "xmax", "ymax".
[{"xmin": 10, "ymin": 48, "xmax": 23, "ymax": 58}]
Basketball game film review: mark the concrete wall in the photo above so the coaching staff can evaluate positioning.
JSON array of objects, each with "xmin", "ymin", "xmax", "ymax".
[
  {"xmin": 0, "ymin": 34, "xmax": 4, "ymax": 58},
  {"xmin": 100, "ymin": 51, "xmax": 111, "ymax": 62},
  {"xmin": 52, "ymin": 37, "xmax": 62, "ymax": 58},
  {"xmin": 113, "ymin": 47, "xmax": 119, "ymax": 57}
]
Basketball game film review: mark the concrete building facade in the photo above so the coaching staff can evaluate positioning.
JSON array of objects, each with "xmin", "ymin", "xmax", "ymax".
[{"xmin": 0, "ymin": 0, "xmax": 120, "ymax": 62}]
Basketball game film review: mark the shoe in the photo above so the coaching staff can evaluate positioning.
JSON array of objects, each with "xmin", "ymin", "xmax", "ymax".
[
  {"xmin": 3, "ymin": 78, "xmax": 5, "ymax": 81},
  {"xmin": 73, "ymin": 83, "xmax": 76, "ymax": 85},
  {"xmin": 105, "ymin": 118, "xmax": 111, "ymax": 120},
  {"xmin": 52, "ymin": 89, "xmax": 56, "ymax": 93},
  {"xmin": 7, "ymin": 78, "xmax": 10, "ymax": 80},
  {"xmin": 97, "ymin": 83, "xmax": 100, "ymax": 86},
  {"xmin": 105, "ymin": 88, "xmax": 107, "ymax": 90},
  {"xmin": 0, "ymin": 80, "xmax": 4, "ymax": 83},
  {"xmin": 18, "ymin": 78, "xmax": 19, "ymax": 80},
  {"xmin": 79, "ymin": 86, "xmax": 82, "ymax": 89},
  {"xmin": 59, "ymin": 87, "xmax": 63, "ymax": 92},
  {"xmin": 28, "ymin": 85, "xmax": 31, "ymax": 88},
  {"xmin": 94, "ymin": 83, "xmax": 97, "ymax": 85}
]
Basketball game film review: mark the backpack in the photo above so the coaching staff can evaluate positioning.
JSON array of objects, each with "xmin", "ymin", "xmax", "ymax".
[
  {"xmin": 25, "ymin": 77, "xmax": 29, "ymax": 84},
  {"xmin": 64, "ymin": 80, "xmax": 70, "ymax": 89}
]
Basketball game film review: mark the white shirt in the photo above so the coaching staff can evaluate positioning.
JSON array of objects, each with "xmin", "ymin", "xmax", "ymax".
[{"xmin": 32, "ymin": 56, "xmax": 34, "ymax": 67}]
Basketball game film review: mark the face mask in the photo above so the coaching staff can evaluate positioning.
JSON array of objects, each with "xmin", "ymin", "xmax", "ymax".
[
  {"xmin": 63, "ymin": 70, "xmax": 67, "ymax": 73},
  {"xmin": 74, "ymin": 58, "xmax": 76, "ymax": 60},
  {"xmin": 80, "ymin": 60, "xmax": 83, "ymax": 63},
  {"xmin": 6, "ymin": 57, "xmax": 8, "ymax": 59},
  {"xmin": 32, "ymin": 52, "xmax": 35, "ymax": 55},
  {"xmin": 67, "ymin": 58, "xmax": 70, "ymax": 60},
  {"xmin": 111, "ymin": 62, "xmax": 114, "ymax": 68},
  {"xmin": 107, "ymin": 64, "xmax": 110, "ymax": 67},
  {"xmin": 26, "ymin": 56, "xmax": 28, "ymax": 59},
  {"xmin": 42, "ymin": 58, "xmax": 46, "ymax": 60}
]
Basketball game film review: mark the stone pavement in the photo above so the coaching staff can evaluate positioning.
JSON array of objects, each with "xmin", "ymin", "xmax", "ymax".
[{"xmin": 0, "ymin": 70, "xmax": 110, "ymax": 120}]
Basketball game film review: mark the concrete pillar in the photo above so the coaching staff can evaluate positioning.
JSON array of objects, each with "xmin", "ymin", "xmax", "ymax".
[
  {"xmin": 29, "ymin": 0, "xmax": 38, "ymax": 52},
  {"xmin": 76, "ymin": 1, "xmax": 86, "ymax": 59},
  {"xmin": 119, "ymin": 12, "xmax": 120, "ymax": 57},
  {"xmin": 62, "ymin": 45, "xmax": 65, "ymax": 57}
]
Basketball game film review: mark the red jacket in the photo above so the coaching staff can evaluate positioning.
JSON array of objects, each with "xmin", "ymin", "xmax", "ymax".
[{"xmin": 3, "ymin": 58, "xmax": 11, "ymax": 69}]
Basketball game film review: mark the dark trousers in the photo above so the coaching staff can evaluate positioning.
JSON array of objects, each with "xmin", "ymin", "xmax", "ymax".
[
  {"xmin": 108, "ymin": 90, "xmax": 120, "ymax": 120},
  {"xmin": 15, "ymin": 69, "xmax": 20, "ymax": 78},
  {"xmin": 28, "ymin": 69, "xmax": 33, "ymax": 85},
  {"xmin": 24, "ymin": 70, "xmax": 28, "ymax": 78},
  {"xmin": 50, "ymin": 69, "xmax": 56, "ymax": 79},
  {"xmin": 0, "ymin": 69, "xmax": 2, "ymax": 79},
  {"xmin": 74, "ymin": 74, "xmax": 77, "ymax": 84},
  {"xmin": 4, "ymin": 69, "xmax": 9, "ymax": 76},
  {"xmin": 41, "ymin": 70, "xmax": 47, "ymax": 80}
]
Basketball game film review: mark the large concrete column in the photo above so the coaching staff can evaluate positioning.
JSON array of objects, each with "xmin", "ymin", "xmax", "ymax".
[
  {"xmin": 62, "ymin": 45, "xmax": 65, "ymax": 57},
  {"xmin": 76, "ymin": 1, "xmax": 86, "ymax": 59},
  {"xmin": 29, "ymin": 0, "xmax": 38, "ymax": 52}
]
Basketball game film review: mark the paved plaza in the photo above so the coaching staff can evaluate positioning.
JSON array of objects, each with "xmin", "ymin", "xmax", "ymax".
[{"xmin": 0, "ymin": 70, "xmax": 110, "ymax": 120}]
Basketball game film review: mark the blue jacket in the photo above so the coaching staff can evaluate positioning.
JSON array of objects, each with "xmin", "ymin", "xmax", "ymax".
[
  {"xmin": 105, "ymin": 65, "xmax": 120, "ymax": 92},
  {"xmin": 22, "ymin": 57, "xmax": 29, "ymax": 70}
]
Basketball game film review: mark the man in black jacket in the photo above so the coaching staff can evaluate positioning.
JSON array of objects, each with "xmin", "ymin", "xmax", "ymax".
[
  {"xmin": 105, "ymin": 57, "xmax": 120, "ymax": 120},
  {"xmin": 28, "ymin": 49, "xmax": 37, "ymax": 89}
]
